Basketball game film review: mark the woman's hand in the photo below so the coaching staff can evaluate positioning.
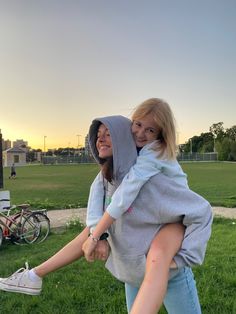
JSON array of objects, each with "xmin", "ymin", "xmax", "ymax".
[
  {"xmin": 82, "ymin": 236, "xmax": 110, "ymax": 262},
  {"xmin": 82, "ymin": 236, "xmax": 98, "ymax": 262},
  {"xmin": 94, "ymin": 240, "xmax": 110, "ymax": 261}
]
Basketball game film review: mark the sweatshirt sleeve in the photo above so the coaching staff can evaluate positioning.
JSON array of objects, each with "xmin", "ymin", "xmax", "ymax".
[
  {"xmin": 106, "ymin": 147, "xmax": 161, "ymax": 219},
  {"xmin": 173, "ymin": 197, "xmax": 213, "ymax": 268},
  {"xmin": 145, "ymin": 175, "xmax": 213, "ymax": 269},
  {"xmin": 86, "ymin": 171, "xmax": 105, "ymax": 230}
]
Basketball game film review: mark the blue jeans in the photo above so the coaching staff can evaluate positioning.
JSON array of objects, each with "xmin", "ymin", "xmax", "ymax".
[{"xmin": 125, "ymin": 267, "xmax": 201, "ymax": 314}]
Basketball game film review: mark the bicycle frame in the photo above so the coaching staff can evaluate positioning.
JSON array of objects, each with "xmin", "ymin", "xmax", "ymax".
[
  {"xmin": 0, "ymin": 209, "xmax": 24, "ymax": 237},
  {"xmin": 0, "ymin": 205, "xmax": 50, "ymax": 246},
  {"xmin": 0, "ymin": 208, "xmax": 38, "ymax": 243}
]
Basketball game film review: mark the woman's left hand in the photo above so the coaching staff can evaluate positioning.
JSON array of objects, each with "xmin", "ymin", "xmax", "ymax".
[{"xmin": 94, "ymin": 240, "xmax": 110, "ymax": 261}]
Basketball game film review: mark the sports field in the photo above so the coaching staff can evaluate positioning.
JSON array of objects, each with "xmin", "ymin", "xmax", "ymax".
[{"xmin": 2, "ymin": 162, "xmax": 236, "ymax": 209}]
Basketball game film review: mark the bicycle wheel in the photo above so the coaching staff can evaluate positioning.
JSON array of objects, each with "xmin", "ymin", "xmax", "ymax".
[
  {"xmin": 21, "ymin": 214, "xmax": 41, "ymax": 244},
  {"xmin": 23, "ymin": 212, "xmax": 50, "ymax": 244}
]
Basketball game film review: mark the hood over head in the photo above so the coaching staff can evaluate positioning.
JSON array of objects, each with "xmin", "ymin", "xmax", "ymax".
[{"xmin": 88, "ymin": 115, "xmax": 137, "ymax": 182}]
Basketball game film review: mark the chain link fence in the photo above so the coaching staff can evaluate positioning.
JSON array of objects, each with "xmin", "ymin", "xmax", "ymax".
[
  {"xmin": 42, "ymin": 155, "xmax": 95, "ymax": 165},
  {"xmin": 177, "ymin": 152, "xmax": 218, "ymax": 161}
]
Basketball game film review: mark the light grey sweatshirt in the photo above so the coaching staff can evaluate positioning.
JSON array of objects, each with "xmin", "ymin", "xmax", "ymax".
[
  {"xmin": 88, "ymin": 115, "xmax": 213, "ymax": 287},
  {"xmin": 86, "ymin": 139, "xmax": 189, "ymax": 230}
]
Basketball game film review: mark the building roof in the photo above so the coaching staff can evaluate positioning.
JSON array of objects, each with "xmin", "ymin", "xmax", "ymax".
[{"xmin": 5, "ymin": 147, "xmax": 26, "ymax": 154}]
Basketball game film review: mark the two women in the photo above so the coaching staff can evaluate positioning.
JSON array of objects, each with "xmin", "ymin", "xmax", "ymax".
[{"xmin": 0, "ymin": 99, "xmax": 212, "ymax": 313}]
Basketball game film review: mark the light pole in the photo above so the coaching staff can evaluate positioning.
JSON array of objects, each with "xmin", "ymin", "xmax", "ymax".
[
  {"xmin": 44, "ymin": 136, "xmax": 47, "ymax": 156},
  {"xmin": 190, "ymin": 138, "xmax": 193, "ymax": 154},
  {"xmin": 77, "ymin": 134, "xmax": 81, "ymax": 149},
  {"xmin": 77, "ymin": 134, "xmax": 81, "ymax": 157},
  {"xmin": 68, "ymin": 142, "xmax": 70, "ymax": 157},
  {"xmin": 213, "ymin": 136, "xmax": 216, "ymax": 152},
  {"xmin": 176, "ymin": 132, "xmax": 180, "ymax": 146}
]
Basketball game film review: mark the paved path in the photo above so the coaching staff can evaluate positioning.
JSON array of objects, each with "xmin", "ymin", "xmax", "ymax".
[
  {"xmin": 212, "ymin": 207, "xmax": 236, "ymax": 220},
  {"xmin": 47, "ymin": 207, "xmax": 236, "ymax": 229},
  {"xmin": 47, "ymin": 208, "xmax": 87, "ymax": 228}
]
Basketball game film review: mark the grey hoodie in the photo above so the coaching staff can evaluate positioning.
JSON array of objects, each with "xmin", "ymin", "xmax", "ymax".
[{"xmin": 89, "ymin": 115, "xmax": 213, "ymax": 287}]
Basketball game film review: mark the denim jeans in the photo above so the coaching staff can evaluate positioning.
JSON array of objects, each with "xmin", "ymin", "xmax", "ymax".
[{"xmin": 125, "ymin": 267, "xmax": 201, "ymax": 314}]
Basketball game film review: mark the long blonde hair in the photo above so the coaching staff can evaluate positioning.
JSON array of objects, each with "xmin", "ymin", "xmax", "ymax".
[{"xmin": 132, "ymin": 98, "xmax": 177, "ymax": 159}]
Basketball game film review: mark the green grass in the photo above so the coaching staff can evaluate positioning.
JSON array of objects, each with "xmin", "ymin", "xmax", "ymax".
[
  {"xmin": 181, "ymin": 162, "xmax": 236, "ymax": 207},
  {"xmin": 2, "ymin": 164, "xmax": 100, "ymax": 209},
  {"xmin": 194, "ymin": 218, "xmax": 236, "ymax": 313},
  {"xmin": 0, "ymin": 218, "xmax": 236, "ymax": 313},
  {"xmin": 2, "ymin": 162, "xmax": 236, "ymax": 209},
  {"xmin": 0, "ymin": 224, "xmax": 126, "ymax": 314},
  {"xmin": 1, "ymin": 163, "xmax": 236, "ymax": 312}
]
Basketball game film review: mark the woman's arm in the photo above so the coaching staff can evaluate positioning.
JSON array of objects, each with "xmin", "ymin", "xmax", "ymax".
[
  {"xmin": 86, "ymin": 171, "xmax": 105, "ymax": 231},
  {"xmin": 34, "ymin": 227, "xmax": 90, "ymax": 277},
  {"xmin": 82, "ymin": 211, "xmax": 114, "ymax": 261},
  {"xmin": 105, "ymin": 146, "xmax": 161, "ymax": 219}
]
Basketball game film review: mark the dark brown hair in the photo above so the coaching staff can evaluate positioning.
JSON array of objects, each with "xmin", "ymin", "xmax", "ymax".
[{"xmin": 100, "ymin": 157, "xmax": 113, "ymax": 182}]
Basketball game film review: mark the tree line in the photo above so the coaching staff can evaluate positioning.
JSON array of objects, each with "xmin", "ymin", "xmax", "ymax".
[
  {"xmin": 25, "ymin": 122, "xmax": 236, "ymax": 162},
  {"xmin": 180, "ymin": 122, "xmax": 236, "ymax": 161}
]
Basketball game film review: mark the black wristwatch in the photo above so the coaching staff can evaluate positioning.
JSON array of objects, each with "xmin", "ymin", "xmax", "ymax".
[{"xmin": 99, "ymin": 232, "xmax": 109, "ymax": 240}]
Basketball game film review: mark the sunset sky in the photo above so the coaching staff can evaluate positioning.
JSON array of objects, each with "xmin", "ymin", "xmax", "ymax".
[{"xmin": 1, "ymin": 0, "xmax": 235, "ymax": 150}]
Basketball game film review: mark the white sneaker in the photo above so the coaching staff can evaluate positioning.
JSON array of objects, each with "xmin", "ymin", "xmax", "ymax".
[{"xmin": 0, "ymin": 262, "xmax": 42, "ymax": 295}]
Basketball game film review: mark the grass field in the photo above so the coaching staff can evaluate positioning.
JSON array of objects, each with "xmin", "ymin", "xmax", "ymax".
[
  {"xmin": 181, "ymin": 162, "xmax": 236, "ymax": 207},
  {"xmin": 0, "ymin": 218, "xmax": 236, "ymax": 313},
  {"xmin": 2, "ymin": 162, "xmax": 236, "ymax": 209},
  {"xmin": 1, "ymin": 162, "xmax": 236, "ymax": 313},
  {"xmin": 2, "ymin": 164, "xmax": 100, "ymax": 209}
]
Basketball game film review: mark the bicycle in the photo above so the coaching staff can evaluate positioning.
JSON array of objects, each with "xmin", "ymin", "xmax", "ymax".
[{"xmin": 0, "ymin": 204, "xmax": 50, "ymax": 246}]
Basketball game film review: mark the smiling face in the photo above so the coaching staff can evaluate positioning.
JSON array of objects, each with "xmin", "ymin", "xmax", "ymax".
[
  {"xmin": 131, "ymin": 114, "xmax": 159, "ymax": 148},
  {"xmin": 96, "ymin": 124, "xmax": 113, "ymax": 158}
]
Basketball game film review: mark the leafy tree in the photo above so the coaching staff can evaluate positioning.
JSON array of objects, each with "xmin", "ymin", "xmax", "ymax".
[
  {"xmin": 209, "ymin": 122, "xmax": 225, "ymax": 141},
  {"xmin": 184, "ymin": 133, "xmax": 214, "ymax": 153},
  {"xmin": 26, "ymin": 149, "xmax": 42, "ymax": 162},
  {"xmin": 229, "ymin": 141, "xmax": 236, "ymax": 161},
  {"xmin": 180, "ymin": 121, "xmax": 236, "ymax": 161},
  {"xmin": 201, "ymin": 142, "xmax": 213, "ymax": 153},
  {"xmin": 199, "ymin": 132, "xmax": 214, "ymax": 152},
  {"xmin": 216, "ymin": 138, "xmax": 231, "ymax": 160},
  {"xmin": 226, "ymin": 125, "xmax": 236, "ymax": 141}
]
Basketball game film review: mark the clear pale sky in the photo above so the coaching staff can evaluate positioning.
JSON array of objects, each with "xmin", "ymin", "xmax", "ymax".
[{"xmin": 0, "ymin": 0, "xmax": 235, "ymax": 150}]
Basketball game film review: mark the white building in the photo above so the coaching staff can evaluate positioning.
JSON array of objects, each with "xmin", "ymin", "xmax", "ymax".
[{"xmin": 3, "ymin": 147, "xmax": 26, "ymax": 167}]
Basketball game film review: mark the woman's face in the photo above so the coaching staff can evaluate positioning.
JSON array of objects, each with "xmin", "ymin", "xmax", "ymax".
[
  {"xmin": 96, "ymin": 124, "xmax": 113, "ymax": 158},
  {"xmin": 131, "ymin": 114, "xmax": 159, "ymax": 148}
]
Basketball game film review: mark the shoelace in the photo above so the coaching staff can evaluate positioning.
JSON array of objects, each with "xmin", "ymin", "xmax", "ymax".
[{"xmin": 7, "ymin": 262, "xmax": 29, "ymax": 281}]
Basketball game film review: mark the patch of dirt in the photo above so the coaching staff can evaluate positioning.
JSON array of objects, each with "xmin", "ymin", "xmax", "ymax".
[{"xmin": 47, "ymin": 206, "xmax": 236, "ymax": 229}]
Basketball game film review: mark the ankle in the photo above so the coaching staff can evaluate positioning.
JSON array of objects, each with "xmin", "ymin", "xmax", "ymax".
[
  {"xmin": 29, "ymin": 269, "xmax": 42, "ymax": 282},
  {"xmin": 33, "ymin": 267, "xmax": 44, "ymax": 278}
]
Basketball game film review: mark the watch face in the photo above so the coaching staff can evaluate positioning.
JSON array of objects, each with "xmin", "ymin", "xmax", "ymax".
[{"xmin": 99, "ymin": 232, "xmax": 109, "ymax": 240}]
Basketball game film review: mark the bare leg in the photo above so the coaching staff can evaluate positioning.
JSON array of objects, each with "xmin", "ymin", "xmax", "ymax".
[
  {"xmin": 130, "ymin": 223, "xmax": 184, "ymax": 314},
  {"xmin": 34, "ymin": 227, "xmax": 90, "ymax": 277},
  {"xmin": 0, "ymin": 226, "xmax": 111, "ymax": 296}
]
